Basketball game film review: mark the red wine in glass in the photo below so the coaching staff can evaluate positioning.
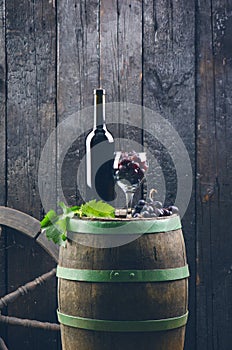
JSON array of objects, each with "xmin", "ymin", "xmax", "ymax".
[{"xmin": 114, "ymin": 151, "xmax": 148, "ymax": 216}]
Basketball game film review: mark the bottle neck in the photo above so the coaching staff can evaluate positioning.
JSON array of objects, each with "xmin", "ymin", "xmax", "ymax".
[{"xmin": 94, "ymin": 92, "xmax": 106, "ymax": 130}]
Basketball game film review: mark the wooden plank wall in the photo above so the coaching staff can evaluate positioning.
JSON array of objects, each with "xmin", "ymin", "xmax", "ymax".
[
  {"xmin": 2, "ymin": 0, "xmax": 60, "ymax": 349},
  {"xmin": 0, "ymin": 0, "xmax": 231, "ymax": 349},
  {"xmin": 0, "ymin": 0, "xmax": 6, "ymax": 343},
  {"xmin": 143, "ymin": 2, "xmax": 196, "ymax": 349},
  {"xmin": 196, "ymin": 0, "xmax": 232, "ymax": 349}
]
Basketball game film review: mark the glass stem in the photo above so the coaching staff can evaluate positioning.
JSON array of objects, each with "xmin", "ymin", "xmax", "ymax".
[{"xmin": 125, "ymin": 191, "xmax": 134, "ymax": 217}]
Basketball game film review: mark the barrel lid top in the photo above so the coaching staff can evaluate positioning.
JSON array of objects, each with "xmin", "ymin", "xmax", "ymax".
[{"xmin": 67, "ymin": 214, "xmax": 182, "ymax": 235}]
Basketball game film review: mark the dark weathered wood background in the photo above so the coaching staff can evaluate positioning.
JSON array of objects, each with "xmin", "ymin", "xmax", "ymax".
[{"xmin": 0, "ymin": 0, "xmax": 231, "ymax": 349}]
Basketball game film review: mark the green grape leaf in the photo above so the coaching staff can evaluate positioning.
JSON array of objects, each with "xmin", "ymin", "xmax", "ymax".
[
  {"xmin": 59, "ymin": 202, "xmax": 74, "ymax": 216},
  {"xmin": 80, "ymin": 200, "xmax": 115, "ymax": 218},
  {"xmin": 59, "ymin": 202, "xmax": 81, "ymax": 218},
  {"xmin": 44, "ymin": 220, "xmax": 67, "ymax": 247},
  {"xmin": 40, "ymin": 200, "xmax": 115, "ymax": 246},
  {"xmin": 40, "ymin": 210, "xmax": 58, "ymax": 229},
  {"xmin": 70, "ymin": 205, "xmax": 81, "ymax": 212}
]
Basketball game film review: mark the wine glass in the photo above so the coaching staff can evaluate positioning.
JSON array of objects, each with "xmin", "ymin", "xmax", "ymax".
[{"xmin": 113, "ymin": 151, "xmax": 148, "ymax": 217}]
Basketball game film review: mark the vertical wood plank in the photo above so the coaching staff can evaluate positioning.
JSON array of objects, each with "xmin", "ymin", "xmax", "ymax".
[
  {"xmin": 99, "ymin": 0, "xmax": 119, "ymax": 178},
  {"xmin": 6, "ymin": 0, "xmax": 56, "ymax": 216},
  {"xmin": 100, "ymin": 0, "xmax": 118, "ymax": 101},
  {"xmin": 117, "ymin": 0, "xmax": 143, "ymax": 150},
  {"xmin": 100, "ymin": 0, "xmax": 143, "ymax": 206},
  {"xmin": 5, "ymin": 0, "xmax": 59, "ymax": 349},
  {"xmin": 0, "ymin": 0, "xmax": 5, "ymax": 206},
  {"xmin": 196, "ymin": 1, "xmax": 215, "ymax": 348},
  {"xmin": 100, "ymin": 0, "xmax": 120, "ymax": 206},
  {"xmin": 98, "ymin": 0, "xmax": 144, "ymax": 103},
  {"xmin": 117, "ymin": 0, "xmax": 143, "ymax": 205},
  {"xmin": 57, "ymin": 0, "xmax": 99, "ymax": 206},
  {"xmin": 100, "ymin": 0, "xmax": 143, "ymax": 122},
  {"xmin": 57, "ymin": 0, "xmax": 100, "ymax": 115},
  {"xmin": 117, "ymin": 0, "xmax": 142, "ymax": 106},
  {"xmin": 143, "ymin": 1, "xmax": 196, "ymax": 349},
  {"xmin": 196, "ymin": 0, "xmax": 232, "ymax": 348},
  {"xmin": 211, "ymin": 3, "xmax": 232, "ymax": 346},
  {"xmin": 0, "ymin": 0, "xmax": 6, "ymax": 343}
]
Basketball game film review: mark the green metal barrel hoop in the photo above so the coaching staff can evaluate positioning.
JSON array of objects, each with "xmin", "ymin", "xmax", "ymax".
[
  {"xmin": 56, "ymin": 265, "xmax": 190, "ymax": 283},
  {"xmin": 67, "ymin": 215, "xmax": 182, "ymax": 235},
  {"xmin": 57, "ymin": 310, "xmax": 189, "ymax": 332}
]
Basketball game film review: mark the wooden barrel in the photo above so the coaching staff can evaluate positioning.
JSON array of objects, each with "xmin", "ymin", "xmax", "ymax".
[{"xmin": 57, "ymin": 215, "xmax": 189, "ymax": 350}]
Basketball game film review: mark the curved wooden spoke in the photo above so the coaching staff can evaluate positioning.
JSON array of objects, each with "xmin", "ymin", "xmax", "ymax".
[
  {"xmin": 0, "ymin": 206, "xmax": 40, "ymax": 238},
  {"xmin": 0, "ymin": 267, "xmax": 60, "ymax": 335},
  {"xmin": 0, "ymin": 206, "xmax": 61, "ymax": 345},
  {"xmin": 0, "ymin": 268, "xmax": 56, "ymax": 310},
  {"xmin": 0, "ymin": 206, "xmax": 59, "ymax": 262},
  {"xmin": 0, "ymin": 337, "xmax": 8, "ymax": 350},
  {"xmin": 0, "ymin": 315, "xmax": 60, "ymax": 331}
]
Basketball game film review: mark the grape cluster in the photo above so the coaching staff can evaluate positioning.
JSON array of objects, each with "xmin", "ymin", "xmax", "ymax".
[
  {"xmin": 116, "ymin": 151, "xmax": 148, "ymax": 185},
  {"xmin": 132, "ymin": 199, "xmax": 179, "ymax": 218}
]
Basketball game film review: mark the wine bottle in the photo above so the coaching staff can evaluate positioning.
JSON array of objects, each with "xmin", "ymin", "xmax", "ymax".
[{"xmin": 85, "ymin": 88, "xmax": 115, "ymax": 202}]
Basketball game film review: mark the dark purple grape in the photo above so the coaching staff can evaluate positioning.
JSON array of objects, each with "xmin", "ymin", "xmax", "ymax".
[
  {"xmin": 131, "ymin": 155, "xmax": 140, "ymax": 162},
  {"xmin": 117, "ymin": 151, "xmax": 147, "ymax": 188},
  {"xmin": 147, "ymin": 206, "xmax": 154, "ymax": 214},
  {"xmin": 119, "ymin": 159, "xmax": 131, "ymax": 166},
  {"xmin": 118, "ymin": 165, "xmax": 127, "ymax": 174},
  {"xmin": 134, "ymin": 205, "xmax": 143, "ymax": 214},
  {"xmin": 141, "ymin": 161, "xmax": 148, "ymax": 171},
  {"xmin": 133, "ymin": 162, "xmax": 140, "ymax": 169},
  {"xmin": 138, "ymin": 199, "xmax": 146, "ymax": 206},
  {"xmin": 153, "ymin": 201, "xmax": 163, "ymax": 209},
  {"xmin": 142, "ymin": 205, "xmax": 149, "ymax": 211},
  {"xmin": 163, "ymin": 209, "xmax": 171, "ymax": 216},
  {"xmin": 155, "ymin": 208, "xmax": 164, "ymax": 217},
  {"xmin": 127, "ymin": 162, "xmax": 133, "ymax": 169},
  {"xmin": 168, "ymin": 206, "xmax": 179, "ymax": 214},
  {"xmin": 133, "ymin": 212, "xmax": 141, "ymax": 218},
  {"xmin": 133, "ymin": 194, "xmax": 178, "ymax": 219},
  {"xmin": 141, "ymin": 211, "xmax": 150, "ymax": 218}
]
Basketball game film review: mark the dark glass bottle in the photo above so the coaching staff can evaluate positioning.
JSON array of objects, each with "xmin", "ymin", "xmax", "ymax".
[{"xmin": 85, "ymin": 88, "xmax": 115, "ymax": 202}]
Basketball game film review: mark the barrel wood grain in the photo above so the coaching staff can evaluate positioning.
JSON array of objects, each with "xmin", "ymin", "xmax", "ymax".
[{"xmin": 58, "ymin": 218, "xmax": 188, "ymax": 350}]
